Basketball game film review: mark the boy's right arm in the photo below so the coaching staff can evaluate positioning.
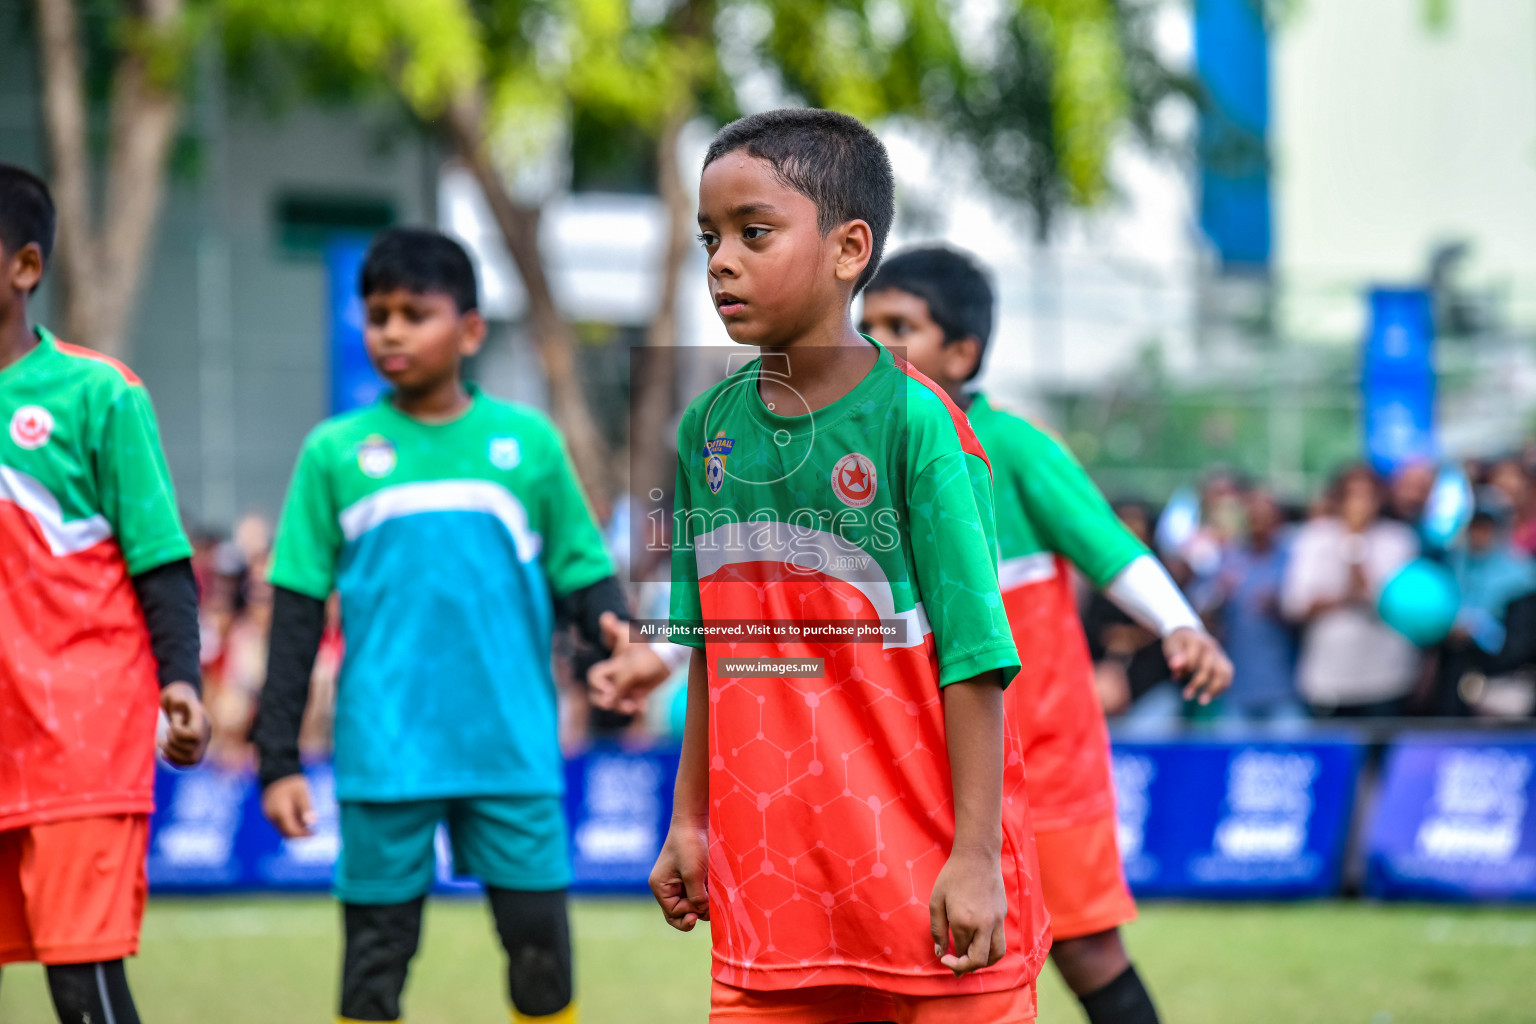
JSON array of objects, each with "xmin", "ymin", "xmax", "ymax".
[
  {"xmin": 650, "ymin": 647, "xmax": 710, "ymax": 930},
  {"xmin": 251, "ymin": 587, "xmax": 327, "ymax": 837},
  {"xmin": 254, "ymin": 432, "xmax": 342, "ymax": 837}
]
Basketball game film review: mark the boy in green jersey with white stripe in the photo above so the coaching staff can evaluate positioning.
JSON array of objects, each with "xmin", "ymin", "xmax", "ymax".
[
  {"xmin": 254, "ymin": 227, "xmax": 638, "ymax": 1024},
  {"xmin": 861, "ymin": 245, "xmax": 1232, "ymax": 1024}
]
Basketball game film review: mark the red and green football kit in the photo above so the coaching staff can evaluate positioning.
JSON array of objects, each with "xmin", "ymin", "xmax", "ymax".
[
  {"xmin": 671, "ymin": 341, "xmax": 1049, "ymax": 1001},
  {"xmin": 967, "ymin": 393, "xmax": 1146, "ymax": 939},
  {"xmin": 0, "ymin": 327, "xmax": 191, "ymax": 831}
]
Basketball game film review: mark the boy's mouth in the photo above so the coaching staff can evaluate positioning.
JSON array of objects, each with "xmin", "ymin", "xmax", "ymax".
[
  {"xmin": 715, "ymin": 292, "xmax": 747, "ymax": 316},
  {"xmin": 379, "ymin": 354, "xmax": 412, "ymax": 375}
]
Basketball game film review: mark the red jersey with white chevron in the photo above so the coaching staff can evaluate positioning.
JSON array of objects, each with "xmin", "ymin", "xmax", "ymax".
[
  {"xmin": 670, "ymin": 341, "xmax": 1048, "ymax": 997},
  {"xmin": 0, "ymin": 327, "xmax": 191, "ymax": 830}
]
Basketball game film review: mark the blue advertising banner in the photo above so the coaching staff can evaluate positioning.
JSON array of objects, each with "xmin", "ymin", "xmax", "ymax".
[
  {"xmin": 1112, "ymin": 739, "xmax": 1362, "ymax": 899},
  {"xmin": 1362, "ymin": 287, "xmax": 1437, "ymax": 476},
  {"xmin": 148, "ymin": 746, "xmax": 680, "ymax": 896},
  {"xmin": 326, "ymin": 236, "xmax": 385, "ymax": 415},
  {"xmin": 1366, "ymin": 734, "xmax": 1536, "ymax": 902}
]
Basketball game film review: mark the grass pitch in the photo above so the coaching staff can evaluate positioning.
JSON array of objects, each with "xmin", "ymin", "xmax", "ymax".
[{"xmin": 0, "ymin": 898, "xmax": 1531, "ymax": 1023}]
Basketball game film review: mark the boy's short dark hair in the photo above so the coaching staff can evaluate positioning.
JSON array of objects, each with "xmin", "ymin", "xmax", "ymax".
[
  {"xmin": 867, "ymin": 246, "xmax": 994, "ymax": 381},
  {"xmin": 704, "ymin": 108, "xmax": 894, "ymax": 294},
  {"xmin": 359, "ymin": 227, "xmax": 478, "ymax": 313},
  {"xmin": 0, "ymin": 163, "xmax": 57, "ymax": 273}
]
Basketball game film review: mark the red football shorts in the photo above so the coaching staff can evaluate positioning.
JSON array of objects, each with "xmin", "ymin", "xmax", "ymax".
[
  {"xmin": 1034, "ymin": 811, "xmax": 1136, "ymax": 941},
  {"xmin": 709, "ymin": 980, "xmax": 1036, "ymax": 1023},
  {"xmin": 0, "ymin": 814, "xmax": 149, "ymax": 965}
]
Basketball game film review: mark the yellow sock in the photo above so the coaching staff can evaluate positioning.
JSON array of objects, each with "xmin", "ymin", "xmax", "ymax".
[{"xmin": 510, "ymin": 1003, "xmax": 577, "ymax": 1024}]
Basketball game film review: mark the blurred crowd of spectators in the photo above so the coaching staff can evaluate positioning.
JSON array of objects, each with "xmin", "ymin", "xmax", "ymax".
[
  {"xmin": 1096, "ymin": 453, "xmax": 1536, "ymax": 732},
  {"xmin": 189, "ymin": 450, "xmax": 1536, "ymax": 765}
]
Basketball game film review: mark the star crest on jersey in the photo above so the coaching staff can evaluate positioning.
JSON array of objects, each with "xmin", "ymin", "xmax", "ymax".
[
  {"xmin": 831, "ymin": 451, "xmax": 877, "ymax": 508},
  {"xmin": 357, "ymin": 435, "xmax": 397, "ymax": 478},
  {"xmin": 703, "ymin": 430, "xmax": 734, "ymax": 495},
  {"xmin": 9, "ymin": 405, "xmax": 54, "ymax": 450},
  {"xmin": 489, "ymin": 436, "xmax": 521, "ymax": 470}
]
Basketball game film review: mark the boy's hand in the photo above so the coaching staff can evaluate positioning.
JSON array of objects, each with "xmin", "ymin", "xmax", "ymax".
[
  {"xmin": 159, "ymin": 682, "xmax": 211, "ymax": 767},
  {"xmin": 262, "ymin": 775, "xmax": 316, "ymax": 838},
  {"xmin": 1164, "ymin": 627, "xmax": 1234, "ymax": 705},
  {"xmin": 650, "ymin": 819, "xmax": 710, "ymax": 931},
  {"xmin": 929, "ymin": 848, "xmax": 1008, "ymax": 975},
  {"xmin": 588, "ymin": 612, "xmax": 672, "ymax": 714}
]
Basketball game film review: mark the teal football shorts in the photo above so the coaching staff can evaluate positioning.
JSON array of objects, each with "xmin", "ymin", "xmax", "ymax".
[{"xmin": 334, "ymin": 794, "xmax": 570, "ymax": 905}]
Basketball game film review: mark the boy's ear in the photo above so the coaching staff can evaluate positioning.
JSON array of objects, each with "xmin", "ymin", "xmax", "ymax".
[
  {"xmin": 459, "ymin": 309, "xmax": 488, "ymax": 358},
  {"xmin": 831, "ymin": 219, "xmax": 874, "ymax": 287},
  {"xmin": 8, "ymin": 242, "xmax": 45, "ymax": 296},
  {"xmin": 943, "ymin": 335, "xmax": 984, "ymax": 383}
]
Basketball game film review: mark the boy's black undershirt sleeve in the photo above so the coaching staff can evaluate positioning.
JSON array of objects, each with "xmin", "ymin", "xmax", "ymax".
[
  {"xmin": 130, "ymin": 558, "xmax": 202, "ymax": 693},
  {"xmin": 252, "ymin": 586, "xmax": 327, "ymax": 788},
  {"xmin": 555, "ymin": 574, "xmax": 631, "ymax": 650}
]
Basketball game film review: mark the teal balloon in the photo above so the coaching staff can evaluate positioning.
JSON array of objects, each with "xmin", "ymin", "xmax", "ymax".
[
  {"xmin": 1378, "ymin": 559, "xmax": 1460, "ymax": 647},
  {"xmin": 667, "ymin": 677, "xmax": 689, "ymax": 739}
]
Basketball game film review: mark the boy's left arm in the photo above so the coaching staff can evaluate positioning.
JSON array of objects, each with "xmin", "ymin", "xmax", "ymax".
[
  {"xmin": 931, "ymin": 672, "xmax": 1008, "ymax": 974},
  {"xmin": 907, "ymin": 446, "xmax": 1020, "ymax": 974},
  {"xmin": 98, "ymin": 384, "xmax": 208, "ymax": 766}
]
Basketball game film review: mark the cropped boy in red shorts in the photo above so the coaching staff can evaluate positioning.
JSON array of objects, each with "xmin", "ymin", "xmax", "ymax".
[
  {"xmin": 860, "ymin": 245, "xmax": 1232, "ymax": 1024},
  {"xmin": 0, "ymin": 164, "xmax": 209, "ymax": 1023}
]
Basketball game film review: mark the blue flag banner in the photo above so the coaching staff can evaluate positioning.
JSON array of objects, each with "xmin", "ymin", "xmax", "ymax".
[
  {"xmin": 1112, "ymin": 739, "xmax": 1363, "ymax": 898},
  {"xmin": 1366, "ymin": 734, "xmax": 1536, "ymax": 902},
  {"xmin": 1362, "ymin": 287, "xmax": 1437, "ymax": 476},
  {"xmin": 326, "ymin": 235, "xmax": 385, "ymax": 415}
]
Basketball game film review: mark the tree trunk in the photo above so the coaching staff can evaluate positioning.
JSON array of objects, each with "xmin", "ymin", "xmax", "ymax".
[
  {"xmin": 445, "ymin": 97, "xmax": 613, "ymax": 510},
  {"xmin": 34, "ymin": 0, "xmax": 184, "ymax": 358},
  {"xmin": 629, "ymin": 104, "xmax": 694, "ymax": 514}
]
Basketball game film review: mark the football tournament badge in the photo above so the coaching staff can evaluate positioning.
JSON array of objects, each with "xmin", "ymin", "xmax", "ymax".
[
  {"xmin": 489, "ymin": 436, "xmax": 521, "ymax": 470},
  {"xmin": 357, "ymin": 435, "xmax": 398, "ymax": 478},
  {"xmin": 703, "ymin": 430, "xmax": 734, "ymax": 495},
  {"xmin": 831, "ymin": 451, "xmax": 877, "ymax": 508},
  {"xmin": 9, "ymin": 405, "xmax": 54, "ymax": 450}
]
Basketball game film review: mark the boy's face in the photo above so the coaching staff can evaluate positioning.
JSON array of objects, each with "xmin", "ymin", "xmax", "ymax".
[
  {"xmin": 859, "ymin": 287, "xmax": 980, "ymax": 387},
  {"xmin": 697, "ymin": 151, "xmax": 872, "ymax": 347},
  {"xmin": 363, "ymin": 289, "xmax": 485, "ymax": 392}
]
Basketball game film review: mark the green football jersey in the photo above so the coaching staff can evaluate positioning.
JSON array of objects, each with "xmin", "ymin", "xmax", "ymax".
[
  {"xmin": 269, "ymin": 387, "xmax": 611, "ymax": 801},
  {"xmin": 667, "ymin": 339, "xmax": 1047, "ymax": 995},
  {"xmin": 0, "ymin": 326, "xmax": 190, "ymax": 828}
]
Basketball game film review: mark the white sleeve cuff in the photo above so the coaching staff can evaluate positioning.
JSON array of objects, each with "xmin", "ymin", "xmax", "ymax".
[
  {"xmin": 1104, "ymin": 554, "xmax": 1204, "ymax": 638},
  {"xmin": 649, "ymin": 641, "xmax": 692, "ymax": 673}
]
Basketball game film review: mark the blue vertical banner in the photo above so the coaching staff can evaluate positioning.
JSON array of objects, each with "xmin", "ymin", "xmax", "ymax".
[
  {"xmin": 1194, "ymin": 0, "xmax": 1272, "ymax": 268},
  {"xmin": 1366, "ymin": 734, "xmax": 1536, "ymax": 901},
  {"xmin": 1362, "ymin": 288, "xmax": 1437, "ymax": 475},
  {"xmin": 326, "ymin": 235, "xmax": 385, "ymax": 415}
]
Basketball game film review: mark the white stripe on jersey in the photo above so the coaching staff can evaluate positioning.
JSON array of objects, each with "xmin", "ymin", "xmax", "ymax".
[
  {"xmin": 338, "ymin": 478, "xmax": 542, "ymax": 562},
  {"xmin": 0, "ymin": 464, "xmax": 114, "ymax": 556}
]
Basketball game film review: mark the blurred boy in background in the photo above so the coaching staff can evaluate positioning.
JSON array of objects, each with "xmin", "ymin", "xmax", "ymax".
[
  {"xmin": 253, "ymin": 227, "xmax": 638, "ymax": 1024},
  {"xmin": 0, "ymin": 163, "xmax": 208, "ymax": 1024},
  {"xmin": 860, "ymin": 245, "xmax": 1231, "ymax": 1024}
]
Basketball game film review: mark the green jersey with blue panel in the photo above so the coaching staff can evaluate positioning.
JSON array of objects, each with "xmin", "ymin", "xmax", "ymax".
[{"xmin": 269, "ymin": 389, "xmax": 611, "ymax": 802}]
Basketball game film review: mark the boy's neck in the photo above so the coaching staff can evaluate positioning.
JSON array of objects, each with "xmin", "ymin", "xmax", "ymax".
[
  {"xmin": 391, "ymin": 377, "xmax": 473, "ymax": 422},
  {"xmin": 0, "ymin": 298, "xmax": 37, "ymax": 374},
  {"xmin": 757, "ymin": 315, "xmax": 876, "ymax": 414}
]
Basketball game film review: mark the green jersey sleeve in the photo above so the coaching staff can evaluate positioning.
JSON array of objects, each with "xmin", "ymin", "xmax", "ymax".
[
  {"xmin": 269, "ymin": 431, "xmax": 343, "ymax": 600},
  {"xmin": 1014, "ymin": 426, "xmax": 1148, "ymax": 587},
  {"xmin": 532, "ymin": 423, "xmax": 614, "ymax": 597},
  {"xmin": 908, "ymin": 450, "xmax": 1020, "ymax": 687},
  {"xmin": 668, "ymin": 415, "xmax": 705, "ymax": 649},
  {"xmin": 95, "ymin": 384, "xmax": 192, "ymax": 576}
]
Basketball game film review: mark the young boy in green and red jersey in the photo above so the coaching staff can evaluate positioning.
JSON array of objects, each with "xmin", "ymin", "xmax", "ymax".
[
  {"xmin": 860, "ymin": 245, "xmax": 1233, "ymax": 1024},
  {"xmin": 0, "ymin": 163, "xmax": 209, "ymax": 1024},
  {"xmin": 633, "ymin": 110, "xmax": 1050, "ymax": 1024}
]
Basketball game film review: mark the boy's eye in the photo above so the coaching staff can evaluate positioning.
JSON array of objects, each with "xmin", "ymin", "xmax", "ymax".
[
  {"xmin": 743, "ymin": 226, "xmax": 769, "ymax": 241},
  {"xmin": 697, "ymin": 231, "xmax": 718, "ymax": 248}
]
